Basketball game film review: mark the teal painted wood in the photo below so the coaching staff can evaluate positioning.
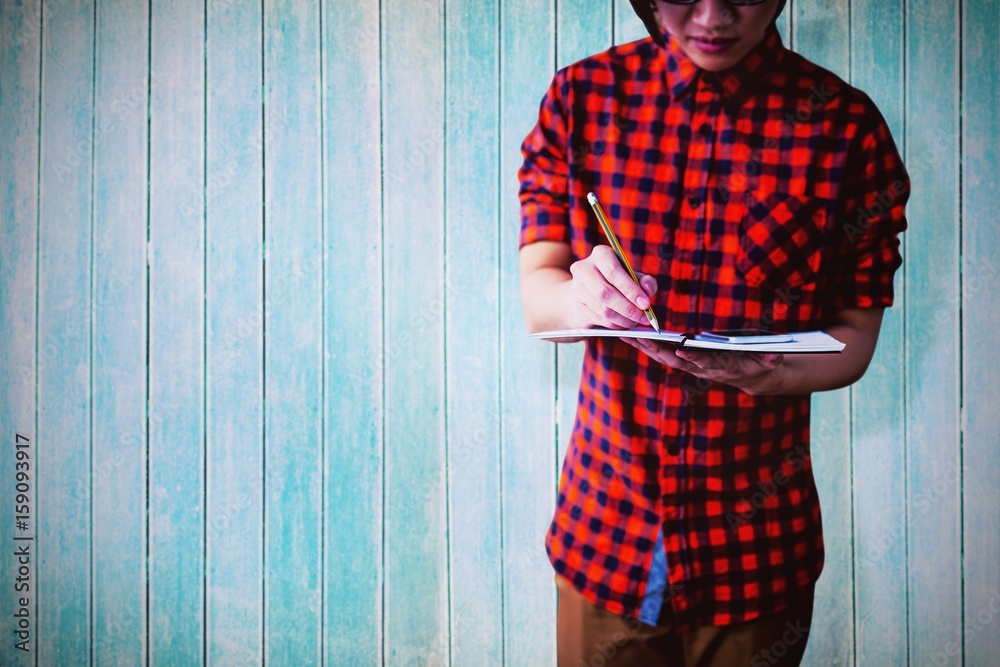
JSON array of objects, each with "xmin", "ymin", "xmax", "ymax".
[
  {"xmin": 203, "ymin": 0, "xmax": 265, "ymax": 664},
  {"xmin": 500, "ymin": 0, "xmax": 559, "ymax": 663},
  {"xmin": 961, "ymin": 1, "xmax": 1000, "ymax": 664},
  {"xmin": 322, "ymin": 0, "xmax": 385, "ymax": 662},
  {"xmin": 554, "ymin": 0, "xmax": 611, "ymax": 477},
  {"xmin": 148, "ymin": 0, "xmax": 206, "ymax": 662},
  {"xmin": 849, "ymin": 1, "xmax": 908, "ymax": 664},
  {"xmin": 263, "ymin": 0, "xmax": 324, "ymax": 662},
  {"xmin": 91, "ymin": 0, "xmax": 149, "ymax": 662},
  {"xmin": 148, "ymin": 4, "xmax": 206, "ymax": 665},
  {"xmin": 445, "ymin": 0, "xmax": 504, "ymax": 665},
  {"xmin": 791, "ymin": 3, "xmax": 855, "ymax": 665},
  {"xmin": 905, "ymin": 1, "xmax": 963, "ymax": 664},
  {"xmin": 774, "ymin": 0, "xmax": 789, "ymax": 43},
  {"xmin": 2, "ymin": 3, "xmax": 997, "ymax": 666},
  {"xmin": 559, "ymin": 0, "xmax": 612, "ymax": 67},
  {"xmin": 382, "ymin": 0, "xmax": 449, "ymax": 664},
  {"xmin": 613, "ymin": 0, "xmax": 647, "ymax": 44},
  {"xmin": 35, "ymin": 0, "xmax": 95, "ymax": 663},
  {"xmin": 0, "ymin": 2, "xmax": 40, "ymax": 664}
]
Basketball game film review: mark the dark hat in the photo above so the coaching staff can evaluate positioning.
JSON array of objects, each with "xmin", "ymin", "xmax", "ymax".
[{"xmin": 629, "ymin": 0, "xmax": 788, "ymax": 48}]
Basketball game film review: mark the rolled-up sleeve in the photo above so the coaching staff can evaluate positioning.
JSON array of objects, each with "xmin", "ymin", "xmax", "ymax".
[
  {"xmin": 827, "ymin": 99, "xmax": 909, "ymax": 310},
  {"xmin": 518, "ymin": 70, "xmax": 572, "ymax": 249}
]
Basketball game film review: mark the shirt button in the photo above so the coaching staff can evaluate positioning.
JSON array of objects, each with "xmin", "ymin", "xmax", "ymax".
[
  {"xmin": 687, "ymin": 195, "xmax": 702, "ymax": 208},
  {"xmin": 666, "ymin": 441, "xmax": 680, "ymax": 456},
  {"xmin": 697, "ymin": 123, "xmax": 712, "ymax": 137}
]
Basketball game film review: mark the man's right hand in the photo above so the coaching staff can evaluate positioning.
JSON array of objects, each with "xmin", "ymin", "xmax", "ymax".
[
  {"xmin": 519, "ymin": 241, "xmax": 658, "ymax": 336},
  {"xmin": 568, "ymin": 245, "xmax": 658, "ymax": 330}
]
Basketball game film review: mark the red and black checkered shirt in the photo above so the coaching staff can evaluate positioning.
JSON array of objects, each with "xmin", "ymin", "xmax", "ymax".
[{"xmin": 518, "ymin": 24, "xmax": 908, "ymax": 632}]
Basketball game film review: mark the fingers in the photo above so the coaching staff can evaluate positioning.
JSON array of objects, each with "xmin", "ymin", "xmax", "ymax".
[
  {"xmin": 675, "ymin": 348, "xmax": 726, "ymax": 373},
  {"xmin": 761, "ymin": 353, "xmax": 784, "ymax": 368},
  {"xmin": 676, "ymin": 349, "xmax": 785, "ymax": 377},
  {"xmin": 591, "ymin": 246, "xmax": 651, "ymax": 311},
  {"xmin": 570, "ymin": 247, "xmax": 651, "ymax": 327},
  {"xmin": 623, "ymin": 338, "xmax": 699, "ymax": 373},
  {"xmin": 574, "ymin": 299, "xmax": 636, "ymax": 330},
  {"xmin": 636, "ymin": 272, "xmax": 658, "ymax": 298}
]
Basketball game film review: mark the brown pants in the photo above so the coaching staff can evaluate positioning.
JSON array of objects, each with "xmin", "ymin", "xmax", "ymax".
[{"xmin": 556, "ymin": 575, "xmax": 815, "ymax": 667}]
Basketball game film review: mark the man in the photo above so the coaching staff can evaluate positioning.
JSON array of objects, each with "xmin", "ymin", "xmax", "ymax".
[{"xmin": 517, "ymin": 0, "xmax": 908, "ymax": 664}]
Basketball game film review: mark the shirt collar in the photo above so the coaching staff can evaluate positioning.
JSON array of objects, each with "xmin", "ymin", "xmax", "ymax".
[{"xmin": 661, "ymin": 24, "xmax": 786, "ymax": 110}]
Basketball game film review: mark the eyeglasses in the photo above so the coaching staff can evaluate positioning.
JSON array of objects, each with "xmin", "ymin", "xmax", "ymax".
[{"xmin": 659, "ymin": 0, "xmax": 768, "ymax": 5}]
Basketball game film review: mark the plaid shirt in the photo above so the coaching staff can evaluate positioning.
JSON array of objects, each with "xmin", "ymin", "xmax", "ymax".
[{"xmin": 518, "ymin": 24, "xmax": 907, "ymax": 632}]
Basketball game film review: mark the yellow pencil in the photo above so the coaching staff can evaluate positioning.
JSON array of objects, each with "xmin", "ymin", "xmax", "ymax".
[{"xmin": 586, "ymin": 192, "xmax": 660, "ymax": 333}]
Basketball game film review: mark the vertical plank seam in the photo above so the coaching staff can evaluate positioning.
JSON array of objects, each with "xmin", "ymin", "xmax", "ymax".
[
  {"xmin": 260, "ymin": 0, "xmax": 268, "ymax": 660},
  {"xmin": 144, "ymin": 0, "xmax": 153, "ymax": 662},
  {"xmin": 611, "ymin": 0, "xmax": 616, "ymax": 45},
  {"xmin": 89, "ymin": 0, "xmax": 98, "ymax": 662},
  {"xmin": 34, "ymin": 2, "xmax": 45, "ymax": 665},
  {"xmin": 846, "ymin": 4, "xmax": 857, "ymax": 666},
  {"xmin": 956, "ymin": 2, "xmax": 965, "ymax": 663},
  {"xmin": 318, "ymin": 0, "xmax": 327, "ymax": 663},
  {"xmin": 788, "ymin": 0, "xmax": 794, "ymax": 50},
  {"xmin": 901, "ymin": 0, "xmax": 909, "ymax": 662},
  {"xmin": 202, "ymin": 0, "xmax": 210, "ymax": 661},
  {"xmin": 378, "ymin": 0, "xmax": 387, "ymax": 663}
]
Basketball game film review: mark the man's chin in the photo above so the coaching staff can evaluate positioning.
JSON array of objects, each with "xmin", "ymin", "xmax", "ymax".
[{"xmin": 683, "ymin": 45, "xmax": 752, "ymax": 72}]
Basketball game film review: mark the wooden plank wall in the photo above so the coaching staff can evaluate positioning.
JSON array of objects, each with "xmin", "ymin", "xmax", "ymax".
[{"xmin": 0, "ymin": 1, "xmax": 997, "ymax": 665}]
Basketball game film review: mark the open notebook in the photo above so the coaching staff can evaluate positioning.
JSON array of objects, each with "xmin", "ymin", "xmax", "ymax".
[{"xmin": 530, "ymin": 327, "xmax": 845, "ymax": 353}]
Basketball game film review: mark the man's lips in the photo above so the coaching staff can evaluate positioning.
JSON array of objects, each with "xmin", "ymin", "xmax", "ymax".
[{"xmin": 689, "ymin": 36, "xmax": 738, "ymax": 53}]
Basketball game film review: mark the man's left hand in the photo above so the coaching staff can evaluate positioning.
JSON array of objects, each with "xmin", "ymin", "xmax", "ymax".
[{"xmin": 620, "ymin": 338, "xmax": 784, "ymax": 395}]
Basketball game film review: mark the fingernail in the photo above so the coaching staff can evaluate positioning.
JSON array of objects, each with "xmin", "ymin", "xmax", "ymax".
[{"xmin": 637, "ymin": 297, "xmax": 649, "ymax": 309}]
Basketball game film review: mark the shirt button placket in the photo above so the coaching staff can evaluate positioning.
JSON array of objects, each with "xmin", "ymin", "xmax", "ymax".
[{"xmin": 683, "ymin": 88, "xmax": 716, "ymax": 335}]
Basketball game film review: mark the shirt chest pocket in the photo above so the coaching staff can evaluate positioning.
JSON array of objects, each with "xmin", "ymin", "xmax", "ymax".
[{"xmin": 736, "ymin": 191, "xmax": 829, "ymax": 290}]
